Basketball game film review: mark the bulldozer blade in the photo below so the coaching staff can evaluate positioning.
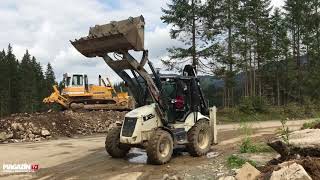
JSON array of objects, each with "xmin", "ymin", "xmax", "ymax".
[{"xmin": 71, "ymin": 15, "xmax": 145, "ymax": 57}]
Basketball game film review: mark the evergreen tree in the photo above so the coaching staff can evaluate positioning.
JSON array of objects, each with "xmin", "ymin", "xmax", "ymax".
[
  {"xmin": 0, "ymin": 44, "xmax": 56, "ymax": 116},
  {"xmin": 0, "ymin": 49, "xmax": 7, "ymax": 117},
  {"xmin": 233, "ymin": 0, "xmax": 251, "ymax": 97},
  {"xmin": 18, "ymin": 50, "xmax": 33, "ymax": 112},
  {"xmin": 222, "ymin": 0, "xmax": 239, "ymax": 107},
  {"xmin": 45, "ymin": 63, "xmax": 56, "ymax": 96},
  {"xmin": 266, "ymin": 8, "xmax": 290, "ymax": 105},
  {"xmin": 31, "ymin": 56, "xmax": 46, "ymax": 111},
  {"xmin": 161, "ymin": 0, "xmax": 206, "ymax": 71},
  {"xmin": 6, "ymin": 44, "xmax": 20, "ymax": 114},
  {"xmin": 283, "ymin": 0, "xmax": 308, "ymax": 102},
  {"xmin": 303, "ymin": 0, "xmax": 320, "ymax": 101},
  {"xmin": 232, "ymin": 0, "xmax": 273, "ymax": 98},
  {"xmin": 205, "ymin": 0, "xmax": 240, "ymax": 107}
]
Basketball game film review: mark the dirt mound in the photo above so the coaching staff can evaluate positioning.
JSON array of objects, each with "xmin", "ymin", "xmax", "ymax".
[
  {"xmin": 268, "ymin": 129, "xmax": 320, "ymax": 157},
  {"xmin": 298, "ymin": 157, "xmax": 320, "ymax": 180},
  {"xmin": 258, "ymin": 157, "xmax": 320, "ymax": 180},
  {"xmin": 0, "ymin": 110, "xmax": 126, "ymax": 143},
  {"xmin": 312, "ymin": 122, "xmax": 320, "ymax": 129}
]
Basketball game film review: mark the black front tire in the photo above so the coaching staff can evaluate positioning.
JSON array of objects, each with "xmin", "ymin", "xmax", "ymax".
[
  {"xmin": 147, "ymin": 129, "xmax": 173, "ymax": 165},
  {"xmin": 187, "ymin": 120, "xmax": 212, "ymax": 156},
  {"xmin": 105, "ymin": 127, "xmax": 130, "ymax": 158}
]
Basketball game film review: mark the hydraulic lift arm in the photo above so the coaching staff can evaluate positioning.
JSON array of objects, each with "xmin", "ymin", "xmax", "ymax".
[{"xmin": 102, "ymin": 50, "xmax": 166, "ymax": 120}]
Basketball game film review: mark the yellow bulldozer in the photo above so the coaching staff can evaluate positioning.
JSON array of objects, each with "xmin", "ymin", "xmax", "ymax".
[{"xmin": 43, "ymin": 73, "xmax": 135, "ymax": 111}]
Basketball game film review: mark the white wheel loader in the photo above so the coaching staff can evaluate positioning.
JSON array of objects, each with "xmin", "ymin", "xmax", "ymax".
[{"xmin": 71, "ymin": 15, "xmax": 217, "ymax": 164}]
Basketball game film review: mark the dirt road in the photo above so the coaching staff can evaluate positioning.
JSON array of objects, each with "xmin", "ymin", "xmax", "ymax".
[{"xmin": 0, "ymin": 119, "xmax": 310, "ymax": 180}]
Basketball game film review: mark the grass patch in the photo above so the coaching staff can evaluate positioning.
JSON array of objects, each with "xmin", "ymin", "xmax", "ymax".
[
  {"xmin": 227, "ymin": 155, "xmax": 257, "ymax": 169},
  {"xmin": 240, "ymin": 137, "xmax": 258, "ymax": 153},
  {"xmin": 240, "ymin": 138, "xmax": 273, "ymax": 153},
  {"xmin": 238, "ymin": 121, "xmax": 274, "ymax": 154},
  {"xmin": 217, "ymin": 107, "xmax": 320, "ymax": 122},
  {"xmin": 240, "ymin": 137, "xmax": 257, "ymax": 153},
  {"xmin": 254, "ymin": 143, "xmax": 274, "ymax": 153},
  {"xmin": 302, "ymin": 119, "xmax": 320, "ymax": 129}
]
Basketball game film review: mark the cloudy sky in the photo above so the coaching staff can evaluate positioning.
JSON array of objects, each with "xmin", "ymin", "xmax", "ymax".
[{"xmin": 0, "ymin": 0, "xmax": 285, "ymax": 83}]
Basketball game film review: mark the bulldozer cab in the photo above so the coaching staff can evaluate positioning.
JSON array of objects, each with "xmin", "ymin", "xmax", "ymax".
[{"xmin": 63, "ymin": 73, "xmax": 89, "ymax": 93}]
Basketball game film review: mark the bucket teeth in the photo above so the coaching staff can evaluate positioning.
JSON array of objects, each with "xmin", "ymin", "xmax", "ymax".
[{"xmin": 71, "ymin": 15, "xmax": 145, "ymax": 57}]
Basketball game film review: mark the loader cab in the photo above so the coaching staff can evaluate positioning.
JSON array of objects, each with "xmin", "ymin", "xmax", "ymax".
[{"xmin": 158, "ymin": 65, "xmax": 208, "ymax": 123}]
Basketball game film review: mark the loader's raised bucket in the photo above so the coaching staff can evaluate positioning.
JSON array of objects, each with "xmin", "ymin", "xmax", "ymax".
[{"xmin": 71, "ymin": 15, "xmax": 145, "ymax": 57}]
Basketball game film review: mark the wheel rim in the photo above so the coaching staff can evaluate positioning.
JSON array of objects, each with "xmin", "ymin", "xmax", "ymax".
[
  {"xmin": 198, "ymin": 128, "xmax": 210, "ymax": 149},
  {"xmin": 159, "ymin": 138, "xmax": 170, "ymax": 158}
]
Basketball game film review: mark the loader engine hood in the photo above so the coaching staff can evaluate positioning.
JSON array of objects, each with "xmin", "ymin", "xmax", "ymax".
[{"xmin": 125, "ymin": 103, "xmax": 157, "ymax": 119}]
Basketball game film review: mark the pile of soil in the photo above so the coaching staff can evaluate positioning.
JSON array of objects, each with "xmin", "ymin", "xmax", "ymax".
[
  {"xmin": 268, "ymin": 129, "xmax": 320, "ymax": 157},
  {"xmin": 299, "ymin": 157, "xmax": 320, "ymax": 179},
  {"xmin": 0, "ymin": 110, "xmax": 126, "ymax": 143},
  {"xmin": 258, "ymin": 157, "xmax": 320, "ymax": 180},
  {"xmin": 312, "ymin": 122, "xmax": 320, "ymax": 129},
  {"xmin": 257, "ymin": 126, "xmax": 320, "ymax": 179}
]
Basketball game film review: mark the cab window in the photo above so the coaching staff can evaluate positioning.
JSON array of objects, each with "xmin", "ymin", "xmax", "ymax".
[
  {"xmin": 72, "ymin": 75, "xmax": 83, "ymax": 86},
  {"xmin": 66, "ymin": 77, "xmax": 71, "ymax": 86}
]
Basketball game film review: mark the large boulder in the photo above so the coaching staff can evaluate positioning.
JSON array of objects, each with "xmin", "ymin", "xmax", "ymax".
[
  {"xmin": 108, "ymin": 172, "xmax": 142, "ymax": 180},
  {"xmin": 0, "ymin": 132, "xmax": 7, "ymax": 141},
  {"xmin": 11, "ymin": 122, "xmax": 24, "ymax": 131},
  {"xmin": 270, "ymin": 162, "xmax": 312, "ymax": 180},
  {"xmin": 268, "ymin": 129, "xmax": 320, "ymax": 157},
  {"xmin": 6, "ymin": 131, "xmax": 13, "ymax": 139},
  {"xmin": 0, "ymin": 131, "xmax": 13, "ymax": 142},
  {"xmin": 41, "ymin": 129, "xmax": 51, "ymax": 137},
  {"xmin": 218, "ymin": 176, "xmax": 235, "ymax": 180},
  {"xmin": 235, "ymin": 162, "xmax": 260, "ymax": 180}
]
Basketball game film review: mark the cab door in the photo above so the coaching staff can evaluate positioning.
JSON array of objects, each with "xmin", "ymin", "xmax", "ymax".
[{"xmin": 84, "ymin": 75, "xmax": 89, "ymax": 92}]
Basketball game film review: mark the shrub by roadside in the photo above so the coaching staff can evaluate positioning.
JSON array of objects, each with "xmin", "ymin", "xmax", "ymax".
[
  {"xmin": 302, "ymin": 119, "xmax": 320, "ymax": 129},
  {"xmin": 218, "ymin": 103, "xmax": 319, "ymax": 122},
  {"xmin": 227, "ymin": 154, "xmax": 257, "ymax": 169}
]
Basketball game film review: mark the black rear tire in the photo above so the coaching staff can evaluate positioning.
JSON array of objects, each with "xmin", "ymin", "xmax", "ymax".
[
  {"xmin": 147, "ymin": 129, "xmax": 173, "ymax": 165},
  {"xmin": 187, "ymin": 120, "xmax": 212, "ymax": 156},
  {"xmin": 105, "ymin": 126, "xmax": 130, "ymax": 158}
]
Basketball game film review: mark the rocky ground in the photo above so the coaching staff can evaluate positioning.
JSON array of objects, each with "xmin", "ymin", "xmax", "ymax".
[
  {"xmin": 258, "ymin": 157, "xmax": 320, "ymax": 180},
  {"xmin": 258, "ymin": 121, "xmax": 320, "ymax": 180},
  {"xmin": 0, "ymin": 110, "xmax": 126, "ymax": 143},
  {"xmin": 0, "ymin": 110, "xmax": 318, "ymax": 180},
  {"xmin": 217, "ymin": 120, "xmax": 320, "ymax": 180}
]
